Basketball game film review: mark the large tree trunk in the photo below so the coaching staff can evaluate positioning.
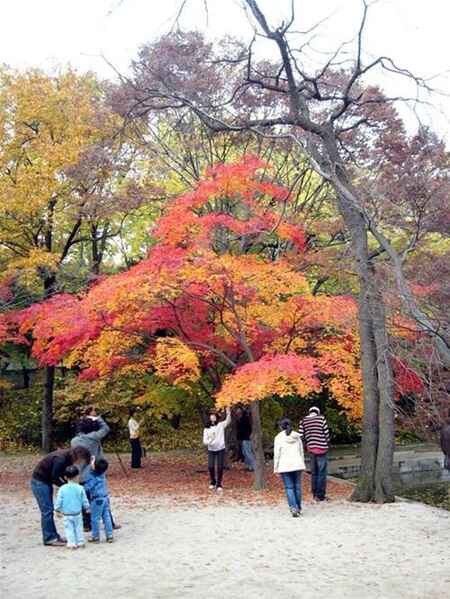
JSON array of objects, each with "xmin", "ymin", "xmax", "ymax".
[
  {"xmin": 371, "ymin": 292, "xmax": 395, "ymax": 502},
  {"xmin": 334, "ymin": 181, "xmax": 395, "ymax": 503},
  {"xmin": 351, "ymin": 280, "xmax": 379, "ymax": 501},
  {"xmin": 250, "ymin": 401, "xmax": 266, "ymax": 490}
]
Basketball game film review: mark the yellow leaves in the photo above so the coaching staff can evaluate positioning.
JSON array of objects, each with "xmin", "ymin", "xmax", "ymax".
[
  {"xmin": 315, "ymin": 336, "xmax": 363, "ymax": 420},
  {"xmin": 0, "ymin": 69, "xmax": 107, "ymax": 213},
  {"xmin": 0, "ymin": 67, "xmax": 121, "ymax": 288},
  {"xmin": 153, "ymin": 338, "xmax": 200, "ymax": 389},
  {"xmin": 1, "ymin": 249, "xmax": 59, "ymax": 291},
  {"xmin": 0, "ymin": 378, "xmax": 12, "ymax": 391},
  {"xmin": 65, "ymin": 329, "xmax": 144, "ymax": 376}
]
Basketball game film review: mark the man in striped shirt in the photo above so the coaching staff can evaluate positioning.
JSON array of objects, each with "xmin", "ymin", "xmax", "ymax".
[{"xmin": 299, "ymin": 407, "xmax": 330, "ymax": 501}]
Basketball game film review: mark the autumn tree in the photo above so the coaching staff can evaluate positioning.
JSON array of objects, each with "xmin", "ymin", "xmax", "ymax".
[
  {"xmin": 1, "ymin": 158, "xmax": 364, "ymax": 488},
  {"xmin": 115, "ymin": 0, "xmax": 448, "ymax": 502},
  {"xmin": 0, "ymin": 68, "xmax": 151, "ymax": 450}
]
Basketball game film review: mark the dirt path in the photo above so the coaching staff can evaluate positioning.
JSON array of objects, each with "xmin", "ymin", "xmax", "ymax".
[{"xmin": 2, "ymin": 491, "xmax": 449, "ymax": 599}]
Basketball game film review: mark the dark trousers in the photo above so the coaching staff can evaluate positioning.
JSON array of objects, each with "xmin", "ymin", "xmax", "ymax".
[
  {"xmin": 130, "ymin": 438, "xmax": 142, "ymax": 468},
  {"xmin": 208, "ymin": 449, "xmax": 225, "ymax": 487},
  {"xmin": 310, "ymin": 452, "xmax": 328, "ymax": 500}
]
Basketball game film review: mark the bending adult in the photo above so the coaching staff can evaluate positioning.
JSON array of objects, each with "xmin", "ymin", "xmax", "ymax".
[
  {"xmin": 31, "ymin": 446, "xmax": 91, "ymax": 546},
  {"xmin": 274, "ymin": 418, "xmax": 306, "ymax": 517},
  {"xmin": 128, "ymin": 408, "xmax": 142, "ymax": 469},
  {"xmin": 203, "ymin": 407, "xmax": 231, "ymax": 491}
]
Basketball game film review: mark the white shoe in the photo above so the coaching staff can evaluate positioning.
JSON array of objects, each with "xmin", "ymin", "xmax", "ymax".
[
  {"xmin": 216, "ymin": 486, "xmax": 223, "ymax": 492},
  {"xmin": 209, "ymin": 484, "xmax": 215, "ymax": 490}
]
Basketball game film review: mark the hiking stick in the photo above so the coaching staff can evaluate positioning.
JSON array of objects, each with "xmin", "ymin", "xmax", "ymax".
[{"xmin": 115, "ymin": 449, "xmax": 129, "ymax": 478}]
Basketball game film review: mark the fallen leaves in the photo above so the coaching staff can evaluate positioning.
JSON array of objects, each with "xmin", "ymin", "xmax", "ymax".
[{"xmin": 0, "ymin": 450, "xmax": 351, "ymax": 507}]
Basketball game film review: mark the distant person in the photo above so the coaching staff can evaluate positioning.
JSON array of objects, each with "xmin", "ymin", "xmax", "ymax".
[
  {"xmin": 203, "ymin": 407, "xmax": 231, "ymax": 491},
  {"xmin": 84, "ymin": 456, "xmax": 114, "ymax": 543},
  {"xmin": 54, "ymin": 465, "xmax": 90, "ymax": 549},
  {"xmin": 128, "ymin": 408, "xmax": 142, "ymax": 469},
  {"xmin": 235, "ymin": 407, "xmax": 256, "ymax": 472},
  {"xmin": 274, "ymin": 418, "xmax": 305, "ymax": 517},
  {"xmin": 440, "ymin": 413, "xmax": 450, "ymax": 471},
  {"xmin": 31, "ymin": 446, "xmax": 91, "ymax": 546},
  {"xmin": 299, "ymin": 407, "xmax": 330, "ymax": 501}
]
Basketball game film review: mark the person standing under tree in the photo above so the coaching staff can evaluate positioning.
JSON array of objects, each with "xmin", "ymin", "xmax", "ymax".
[
  {"xmin": 440, "ymin": 410, "xmax": 450, "ymax": 503},
  {"xmin": 128, "ymin": 408, "xmax": 142, "ymax": 469},
  {"xmin": 235, "ymin": 407, "xmax": 256, "ymax": 472},
  {"xmin": 71, "ymin": 409, "xmax": 110, "ymax": 473},
  {"xmin": 203, "ymin": 407, "xmax": 231, "ymax": 491},
  {"xmin": 299, "ymin": 407, "xmax": 331, "ymax": 501},
  {"xmin": 441, "ymin": 411, "xmax": 450, "ymax": 469}
]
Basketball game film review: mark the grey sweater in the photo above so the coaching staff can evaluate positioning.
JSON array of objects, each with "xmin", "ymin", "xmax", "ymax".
[{"xmin": 71, "ymin": 417, "xmax": 110, "ymax": 481}]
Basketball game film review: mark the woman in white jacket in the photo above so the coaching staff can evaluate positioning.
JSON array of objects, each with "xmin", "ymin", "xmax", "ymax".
[
  {"xmin": 203, "ymin": 407, "xmax": 231, "ymax": 491},
  {"xmin": 274, "ymin": 418, "xmax": 306, "ymax": 517}
]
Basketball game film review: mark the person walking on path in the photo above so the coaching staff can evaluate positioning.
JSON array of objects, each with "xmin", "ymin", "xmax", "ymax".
[
  {"xmin": 31, "ymin": 446, "xmax": 91, "ymax": 546},
  {"xmin": 299, "ymin": 407, "xmax": 330, "ymax": 501},
  {"xmin": 203, "ymin": 407, "xmax": 231, "ymax": 491},
  {"xmin": 128, "ymin": 408, "xmax": 142, "ymax": 469},
  {"xmin": 54, "ymin": 465, "xmax": 90, "ymax": 549},
  {"xmin": 235, "ymin": 407, "xmax": 256, "ymax": 472},
  {"xmin": 274, "ymin": 418, "xmax": 306, "ymax": 517}
]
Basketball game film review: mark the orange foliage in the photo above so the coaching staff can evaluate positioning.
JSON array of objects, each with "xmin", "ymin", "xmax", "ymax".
[{"xmin": 0, "ymin": 158, "xmax": 364, "ymax": 418}]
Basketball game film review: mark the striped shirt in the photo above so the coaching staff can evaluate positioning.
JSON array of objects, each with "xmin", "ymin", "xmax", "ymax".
[{"xmin": 299, "ymin": 414, "xmax": 330, "ymax": 454}]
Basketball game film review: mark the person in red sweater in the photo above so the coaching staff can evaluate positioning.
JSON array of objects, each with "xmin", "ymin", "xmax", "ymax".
[{"xmin": 299, "ymin": 407, "xmax": 330, "ymax": 501}]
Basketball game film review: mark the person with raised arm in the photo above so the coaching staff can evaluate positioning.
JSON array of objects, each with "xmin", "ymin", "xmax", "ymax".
[{"xmin": 203, "ymin": 407, "xmax": 231, "ymax": 491}]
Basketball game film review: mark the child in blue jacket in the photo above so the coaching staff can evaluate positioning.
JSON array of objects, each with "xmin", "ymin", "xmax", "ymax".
[
  {"xmin": 54, "ymin": 465, "xmax": 90, "ymax": 549},
  {"xmin": 84, "ymin": 456, "xmax": 114, "ymax": 543}
]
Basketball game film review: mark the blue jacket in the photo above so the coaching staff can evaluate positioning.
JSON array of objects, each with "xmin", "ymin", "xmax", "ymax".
[
  {"xmin": 55, "ymin": 482, "xmax": 89, "ymax": 515},
  {"xmin": 84, "ymin": 469, "xmax": 109, "ymax": 500}
]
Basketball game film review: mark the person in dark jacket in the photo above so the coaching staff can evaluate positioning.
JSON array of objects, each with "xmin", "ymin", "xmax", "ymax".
[
  {"xmin": 235, "ymin": 407, "xmax": 256, "ymax": 472},
  {"xmin": 440, "ymin": 413, "xmax": 450, "ymax": 471},
  {"xmin": 31, "ymin": 446, "xmax": 91, "ymax": 546}
]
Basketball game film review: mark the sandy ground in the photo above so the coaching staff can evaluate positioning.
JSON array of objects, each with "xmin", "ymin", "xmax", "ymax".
[{"xmin": 1, "ymin": 491, "xmax": 449, "ymax": 599}]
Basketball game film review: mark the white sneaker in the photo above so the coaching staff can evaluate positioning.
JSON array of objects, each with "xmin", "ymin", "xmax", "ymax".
[
  {"xmin": 216, "ymin": 486, "xmax": 223, "ymax": 492},
  {"xmin": 209, "ymin": 484, "xmax": 215, "ymax": 490}
]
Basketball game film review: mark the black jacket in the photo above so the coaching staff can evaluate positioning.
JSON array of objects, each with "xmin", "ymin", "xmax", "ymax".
[
  {"xmin": 32, "ymin": 449, "xmax": 74, "ymax": 486},
  {"xmin": 441, "ymin": 424, "xmax": 450, "ymax": 469},
  {"xmin": 236, "ymin": 414, "xmax": 252, "ymax": 441}
]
